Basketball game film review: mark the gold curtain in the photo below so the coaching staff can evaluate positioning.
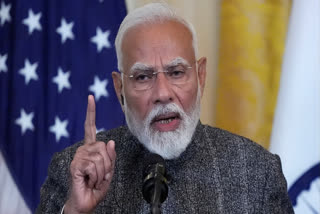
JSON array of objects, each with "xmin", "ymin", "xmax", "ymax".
[{"xmin": 215, "ymin": 0, "xmax": 291, "ymax": 148}]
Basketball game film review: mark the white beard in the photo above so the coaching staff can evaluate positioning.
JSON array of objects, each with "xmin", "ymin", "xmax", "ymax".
[{"xmin": 123, "ymin": 88, "xmax": 201, "ymax": 159}]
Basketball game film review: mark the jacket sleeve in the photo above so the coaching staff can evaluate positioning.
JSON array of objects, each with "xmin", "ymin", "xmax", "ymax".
[
  {"xmin": 262, "ymin": 154, "xmax": 294, "ymax": 214},
  {"xmin": 35, "ymin": 150, "xmax": 72, "ymax": 214}
]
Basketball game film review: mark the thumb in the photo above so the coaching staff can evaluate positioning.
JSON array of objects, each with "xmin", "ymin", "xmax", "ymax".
[{"xmin": 106, "ymin": 140, "xmax": 116, "ymax": 163}]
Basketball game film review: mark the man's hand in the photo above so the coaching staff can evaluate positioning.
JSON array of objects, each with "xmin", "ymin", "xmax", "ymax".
[{"xmin": 64, "ymin": 95, "xmax": 116, "ymax": 214}]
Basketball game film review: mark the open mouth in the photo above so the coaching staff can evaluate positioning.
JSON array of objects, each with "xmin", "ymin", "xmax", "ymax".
[{"xmin": 151, "ymin": 112, "xmax": 181, "ymax": 131}]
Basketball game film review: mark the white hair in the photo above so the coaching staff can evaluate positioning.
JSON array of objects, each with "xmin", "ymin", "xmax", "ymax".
[{"xmin": 115, "ymin": 2, "xmax": 199, "ymax": 71}]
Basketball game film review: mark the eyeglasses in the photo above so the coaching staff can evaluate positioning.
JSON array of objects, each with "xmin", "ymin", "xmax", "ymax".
[{"xmin": 120, "ymin": 62, "xmax": 197, "ymax": 91}]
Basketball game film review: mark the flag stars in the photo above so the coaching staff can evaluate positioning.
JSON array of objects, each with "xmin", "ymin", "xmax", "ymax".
[
  {"xmin": 0, "ymin": 53, "xmax": 8, "ymax": 73},
  {"xmin": 96, "ymin": 127, "xmax": 105, "ymax": 134},
  {"xmin": 0, "ymin": 1, "xmax": 11, "ymax": 26},
  {"xmin": 49, "ymin": 117, "xmax": 69, "ymax": 143},
  {"xmin": 15, "ymin": 109, "xmax": 35, "ymax": 135},
  {"xmin": 53, "ymin": 67, "xmax": 71, "ymax": 93},
  {"xmin": 22, "ymin": 9, "xmax": 42, "ymax": 35},
  {"xmin": 19, "ymin": 59, "xmax": 39, "ymax": 85},
  {"xmin": 19, "ymin": 59, "xmax": 38, "ymax": 84},
  {"xmin": 89, "ymin": 76, "xmax": 109, "ymax": 101},
  {"xmin": 56, "ymin": 18, "xmax": 75, "ymax": 44},
  {"xmin": 91, "ymin": 27, "xmax": 111, "ymax": 52}
]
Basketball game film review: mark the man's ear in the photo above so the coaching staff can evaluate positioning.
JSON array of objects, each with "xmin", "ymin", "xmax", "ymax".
[
  {"xmin": 197, "ymin": 57, "xmax": 207, "ymax": 97},
  {"xmin": 112, "ymin": 71, "xmax": 125, "ymax": 111}
]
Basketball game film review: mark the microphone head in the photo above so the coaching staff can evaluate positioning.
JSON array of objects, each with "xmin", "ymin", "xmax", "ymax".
[
  {"xmin": 143, "ymin": 153, "xmax": 165, "ymax": 176},
  {"xmin": 142, "ymin": 153, "xmax": 168, "ymax": 204}
]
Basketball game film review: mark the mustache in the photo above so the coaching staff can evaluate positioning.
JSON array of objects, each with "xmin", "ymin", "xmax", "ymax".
[{"xmin": 145, "ymin": 103, "xmax": 186, "ymax": 126}]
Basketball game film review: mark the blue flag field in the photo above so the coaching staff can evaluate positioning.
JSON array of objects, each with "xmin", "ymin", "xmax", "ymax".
[{"xmin": 0, "ymin": 0, "xmax": 126, "ymax": 212}]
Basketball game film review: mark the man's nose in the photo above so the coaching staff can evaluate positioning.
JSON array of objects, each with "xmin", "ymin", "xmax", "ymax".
[{"xmin": 152, "ymin": 72, "xmax": 174, "ymax": 105}]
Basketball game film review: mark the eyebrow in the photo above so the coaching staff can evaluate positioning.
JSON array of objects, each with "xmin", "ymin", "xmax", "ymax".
[
  {"xmin": 129, "ymin": 63, "xmax": 153, "ymax": 73},
  {"xmin": 165, "ymin": 57, "xmax": 190, "ymax": 68},
  {"xmin": 129, "ymin": 57, "xmax": 190, "ymax": 73}
]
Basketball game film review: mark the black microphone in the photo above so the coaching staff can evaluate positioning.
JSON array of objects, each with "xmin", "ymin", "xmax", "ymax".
[{"xmin": 142, "ymin": 153, "xmax": 169, "ymax": 214}]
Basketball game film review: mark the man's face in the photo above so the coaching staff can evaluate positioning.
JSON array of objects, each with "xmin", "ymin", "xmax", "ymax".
[{"xmin": 112, "ymin": 20, "xmax": 206, "ymax": 159}]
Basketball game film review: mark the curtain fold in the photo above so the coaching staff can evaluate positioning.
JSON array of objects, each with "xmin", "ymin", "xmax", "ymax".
[{"xmin": 215, "ymin": 0, "xmax": 291, "ymax": 148}]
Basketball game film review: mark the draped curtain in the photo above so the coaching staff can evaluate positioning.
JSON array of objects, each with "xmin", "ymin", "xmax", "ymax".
[{"xmin": 215, "ymin": 0, "xmax": 291, "ymax": 148}]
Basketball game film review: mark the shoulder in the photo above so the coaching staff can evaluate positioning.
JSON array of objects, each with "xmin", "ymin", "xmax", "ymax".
[
  {"xmin": 200, "ymin": 124, "xmax": 293, "ymax": 212},
  {"xmin": 200, "ymin": 124, "xmax": 279, "ymax": 168},
  {"xmin": 201, "ymin": 124, "xmax": 286, "ymax": 187}
]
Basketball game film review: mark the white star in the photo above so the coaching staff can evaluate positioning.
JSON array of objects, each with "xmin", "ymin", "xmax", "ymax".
[
  {"xmin": 15, "ymin": 109, "xmax": 34, "ymax": 135},
  {"xmin": 53, "ymin": 67, "xmax": 71, "ymax": 93},
  {"xmin": 89, "ymin": 76, "xmax": 109, "ymax": 101},
  {"xmin": 91, "ymin": 27, "xmax": 111, "ymax": 52},
  {"xmin": 19, "ymin": 59, "xmax": 39, "ymax": 85},
  {"xmin": 96, "ymin": 127, "xmax": 105, "ymax": 134},
  {"xmin": 49, "ymin": 116, "xmax": 69, "ymax": 143},
  {"xmin": 22, "ymin": 9, "xmax": 42, "ymax": 35},
  {"xmin": 0, "ymin": 53, "xmax": 8, "ymax": 73},
  {"xmin": 56, "ymin": 18, "xmax": 74, "ymax": 43},
  {"xmin": 0, "ymin": 2, "xmax": 11, "ymax": 26}
]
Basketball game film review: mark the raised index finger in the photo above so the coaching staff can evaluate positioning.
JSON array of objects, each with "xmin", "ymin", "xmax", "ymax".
[{"xmin": 84, "ymin": 95, "xmax": 96, "ymax": 144}]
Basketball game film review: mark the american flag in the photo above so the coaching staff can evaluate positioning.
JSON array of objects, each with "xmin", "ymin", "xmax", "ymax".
[{"xmin": 0, "ymin": 0, "xmax": 126, "ymax": 212}]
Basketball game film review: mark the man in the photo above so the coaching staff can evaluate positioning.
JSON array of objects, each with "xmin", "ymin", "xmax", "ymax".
[{"xmin": 37, "ymin": 3, "xmax": 294, "ymax": 213}]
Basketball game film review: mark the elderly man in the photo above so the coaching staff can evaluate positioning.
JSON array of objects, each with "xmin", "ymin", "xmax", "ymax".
[{"xmin": 37, "ymin": 3, "xmax": 293, "ymax": 214}]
